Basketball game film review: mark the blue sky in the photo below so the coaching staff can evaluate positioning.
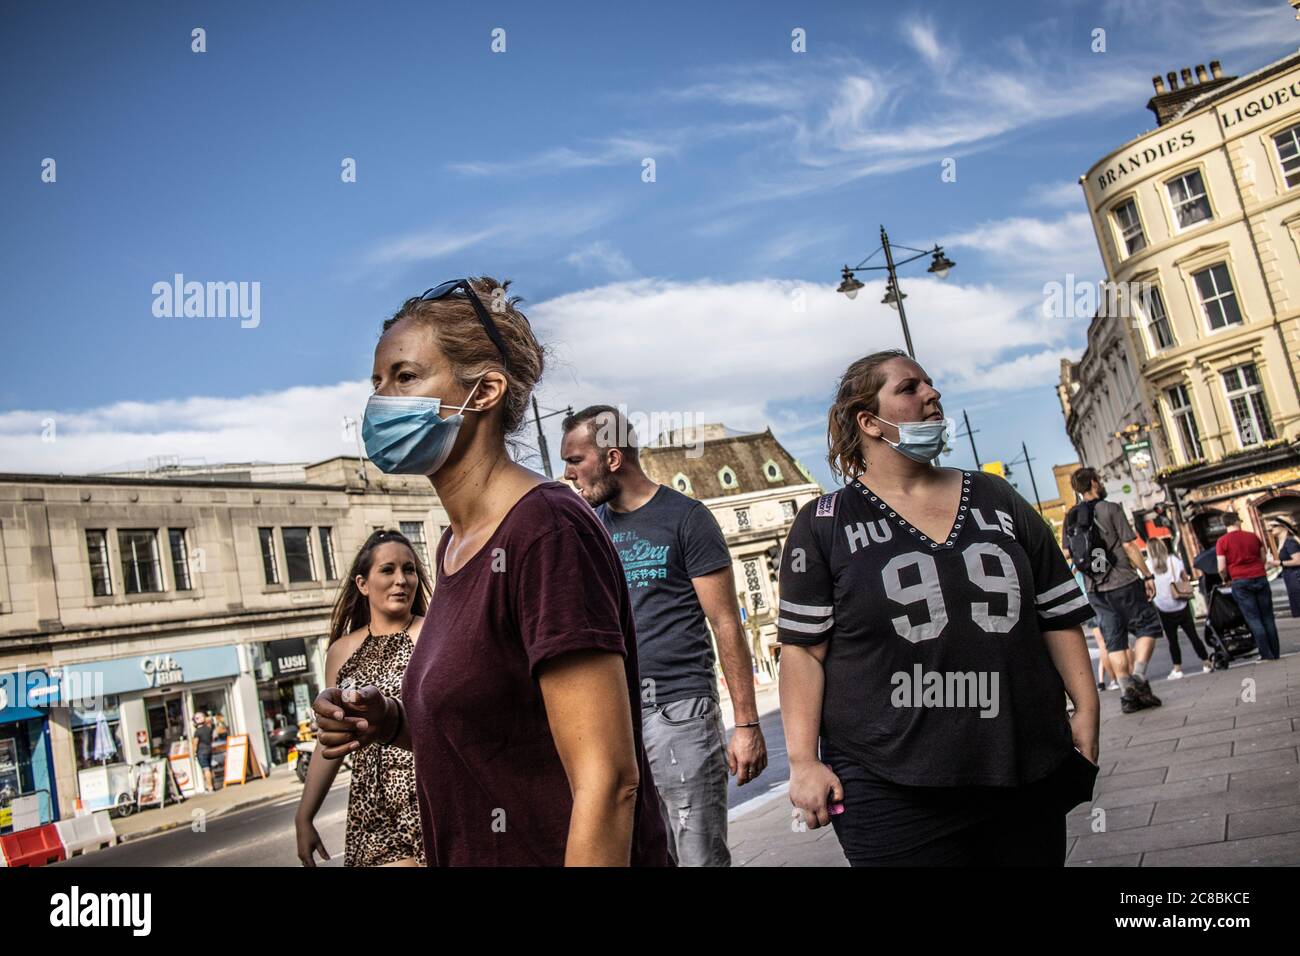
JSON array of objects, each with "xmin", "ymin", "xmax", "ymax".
[{"xmin": 2, "ymin": 0, "xmax": 1297, "ymax": 495}]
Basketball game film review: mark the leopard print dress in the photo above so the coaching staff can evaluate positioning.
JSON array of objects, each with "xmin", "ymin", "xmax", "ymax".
[{"xmin": 336, "ymin": 625, "xmax": 426, "ymax": 867}]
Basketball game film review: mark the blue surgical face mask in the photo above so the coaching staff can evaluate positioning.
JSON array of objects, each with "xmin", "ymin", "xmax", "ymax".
[
  {"xmin": 873, "ymin": 414, "xmax": 953, "ymax": 463},
  {"xmin": 362, "ymin": 377, "xmax": 483, "ymax": 476}
]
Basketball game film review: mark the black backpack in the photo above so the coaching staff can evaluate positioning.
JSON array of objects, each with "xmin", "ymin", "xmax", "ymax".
[{"xmin": 1064, "ymin": 500, "xmax": 1116, "ymax": 589}]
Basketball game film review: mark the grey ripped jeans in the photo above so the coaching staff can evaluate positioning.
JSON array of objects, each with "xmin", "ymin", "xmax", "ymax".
[{"xmin": 640, "ymin": 695, "xmax": 731, "ymax": 867}]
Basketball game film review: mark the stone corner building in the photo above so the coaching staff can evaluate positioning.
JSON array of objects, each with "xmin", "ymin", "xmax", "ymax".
[
  {"xmin": 0, "ymin": 457, "xmax": 447, "ymax": 826},
  {"xmin": 639, "ymin": 424, "xmax": 822, "ymax": 679},
  {"xmin": 1069, "ymin": 51, "xmax": 1300, "ymax": 554}
]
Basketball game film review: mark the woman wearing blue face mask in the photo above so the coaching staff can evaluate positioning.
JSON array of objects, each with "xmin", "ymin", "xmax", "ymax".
[
  {"xmin": 778, "ymin": 350, "xmax": 1100, "ymax": 866},
  {"xmin": 312, "ymin": 277, "xmax": 671, "ymax": 867}
]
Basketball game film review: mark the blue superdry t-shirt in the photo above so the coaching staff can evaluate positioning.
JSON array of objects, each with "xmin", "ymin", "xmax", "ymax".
[{"xmin": 596, "ymin": 485, "xmax": 732, "ymax": 705}]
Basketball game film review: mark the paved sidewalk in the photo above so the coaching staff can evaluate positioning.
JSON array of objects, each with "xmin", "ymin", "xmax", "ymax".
[
  {"xmin": 109, "ymin": 765, "xmax": 345, "ymax": 843},
  {"xmin": 728, "ymin": 617, "xmax": 1300, "ymax": 867},
  {"xmin": 1069, "ymin": 648, "xmax": 1299, "ymax": 866}
]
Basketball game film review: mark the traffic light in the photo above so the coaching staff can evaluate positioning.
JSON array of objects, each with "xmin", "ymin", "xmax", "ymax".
[{"xmin": 981, "ymin": 461, "xmax": 1006, "ymax": 478}]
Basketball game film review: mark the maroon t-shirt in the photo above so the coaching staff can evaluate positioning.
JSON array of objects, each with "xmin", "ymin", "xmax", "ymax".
[{"xmin": 402, "ymin": 482, "xmax": 672, "ymax": 866}]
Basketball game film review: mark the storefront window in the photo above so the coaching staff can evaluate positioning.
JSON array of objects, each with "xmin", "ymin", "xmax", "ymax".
[
  {"xmin": 0, "ymin": 732, "xmax": 27, "ymax": 801},
  {"xmin": 257, "ymin": 641, "xmax": 317, "ymax": 767},
  {"xmin": 0, "ymin": 718, "xmax": 55, "ymax": 828},
  {"xmin": 73, "ymin": 720, "xmax": 125, "ymax": 771},
  {"xmin": 191, "ymin": 687, "xmax": 232, "ymax": 786},
  {"xmin": 144, "ymin": 693, "xmax": 187, "ymax": 759}
]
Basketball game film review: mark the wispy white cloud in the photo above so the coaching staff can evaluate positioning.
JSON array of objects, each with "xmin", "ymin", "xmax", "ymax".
[
  {"xmin": 565, "ymin": 240, "xmax": 637, "ymax": 279},
  {"xmin": 1098, "ymin": 0, "xmax": 1293, "ymax": 59},
  {"xmin": 1025, "ymin": 181, "xmax": 1087, "ymax": 209},
  {"xmin": 940, "ymin": 211, "xmax": 1104, "ymax": 284},
  {"xmin": 446, "ymin": 136, "xmax": 682, "ymax": 177},
  {"xmin": 366, "ymin": 226, "xmax": 505, "ymax": 266},
  {"xmin": 903, "ymin": 18, "xmax": 947, "ymax": 69},
  {"xmin": 362, "ymin": 203, "xmax": 617, "ymax": 268}
]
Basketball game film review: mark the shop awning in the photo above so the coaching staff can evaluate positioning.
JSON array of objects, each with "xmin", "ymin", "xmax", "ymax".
[{"xmin": 0, "ymin": 704, "xmax": 45, "ymax": 724}]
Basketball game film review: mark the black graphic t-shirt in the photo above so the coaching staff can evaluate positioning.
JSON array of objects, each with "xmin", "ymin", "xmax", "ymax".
[
  {"xmin": 777, "ymin": 470, "xmax": 1094, "ymax": 787},
  {"xmin": 596, "ymin": 486, "xmax": 732, "ymax": 704}
]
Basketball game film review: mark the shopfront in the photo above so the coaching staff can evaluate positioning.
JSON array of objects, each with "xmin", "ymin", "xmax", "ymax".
[
  {"xmin": 0, "ymin": 669, "xmax": 60, "ymax": 830},
  {"xmin": 60, "ymin": 646, "xmax": 243, "ymax": 802},
  {"xmin": 252, "ymin": 638, "xmax": 319, "ymax": 766}
]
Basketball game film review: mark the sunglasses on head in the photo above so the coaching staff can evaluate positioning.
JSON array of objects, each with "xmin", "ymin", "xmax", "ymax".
[{"xmin": 417, "ymin": 279, "xmax": 515, "ymax": 373}]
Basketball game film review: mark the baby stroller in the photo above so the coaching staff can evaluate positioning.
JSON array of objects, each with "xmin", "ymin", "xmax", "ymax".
[{"xmin": 1203, "ymin": 586, "xmax": 1260, "ymax": 669}]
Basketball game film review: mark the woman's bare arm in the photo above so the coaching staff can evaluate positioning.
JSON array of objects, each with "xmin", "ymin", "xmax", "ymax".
[
  {"xmin": 780, "ymin": 642, "xmax": 828, "ymax": 764},
  {"xmin": 1043, "ymin": 625, "xmax": 1100, "ymax": 762},
  {"xmin": 537, "ymin": 649, "xmax": 640, "ymax": 867}
]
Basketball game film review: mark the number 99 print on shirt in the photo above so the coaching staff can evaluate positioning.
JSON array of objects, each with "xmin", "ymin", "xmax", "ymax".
[{"xmin": 777, "ymin": 470, "xmax": 1096, "ymax": 788}]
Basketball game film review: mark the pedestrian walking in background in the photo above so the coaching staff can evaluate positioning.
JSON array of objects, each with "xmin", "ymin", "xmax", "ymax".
[
  {"xmin": 1064, "ymin": 467, "xmax": 1163, "ymax": 714},
  {"xmin": 1073, "ymin": 565, "xmax": 1118, "ymax": 690},
  {"xmin": 1145, "ymin": 537, "xmax": 1211, "ymax": 679},
  {"xmin": 192, "ymin": 712, "xmax": 215, "ymax": 793},
  {"xmin": 1217, "ymin": 513, "xmax": 1281, "ymax": 660},
  {"xmin": 1271, "ymin": 519, "xmax": 1300, "ymax": 618}
]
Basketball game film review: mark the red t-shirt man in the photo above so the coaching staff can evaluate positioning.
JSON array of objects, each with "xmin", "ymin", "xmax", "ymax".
[{"xmin": 1216, "ymin": 526, "xmax": 1267, "ymax": 581}]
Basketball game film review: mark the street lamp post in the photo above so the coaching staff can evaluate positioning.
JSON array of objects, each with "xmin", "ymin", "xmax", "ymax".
[
  {"xmin": 530, "ymin": 400, "xmax": 576, "ymax": 478},
  {"xmin": 837, "ymin": 224, "xmax": 955, "ymax": 359},
  {"xmin": 1007, "ymin": 441, "xmax": 1044, "ymax": 514}
]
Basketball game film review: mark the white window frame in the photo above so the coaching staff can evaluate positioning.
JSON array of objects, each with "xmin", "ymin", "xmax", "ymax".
[
  {"xmin": 1165, "ymin": 169, "xmax": 1213, "ymax": 232},
  {"xmin": 86, "ymin": 528, "xmax": 113, "ymax": 597},
  {"xmin": 1273, "ymin": 123, "xmax": 1300, "ymax": 189},
  {"xmin": 318, "ymin": 527, "xmax": 338, "ymax": 580},
  {"xmin": 1221, "ymin": 363, "xmax": 1276, "ymax": 448},
  {"xmin": 258, "ymin": 527, "xmax": 280, "ymax": 585},
  {"xmin": 1192, "ymin": 262, "xmax": 1243, "ymax": 332},
  {"xmin": 168, "ymin": 528, "xmax": 192, "ymax": 591},
  {"xmin": 282, "ymin": 526, "xmax": 318, "ymax": 584},
  {"xmin": 1164, "ymin": 383, "xmax": 1204, "ymax": 462},
  {"xmin": 118, "ymin": 529, "xmax": 163, "ymax": 595},
  {"xmin": 1137, "ymin": 283, "xmax": 1175, "ymax": 353},
  {"xmin": 399, "ymin": 520, "xmax": 430, "ymax": 571},
  {"xmin": 1112, "ymin": 198, "xmax": 1147, "ymax": 256}
]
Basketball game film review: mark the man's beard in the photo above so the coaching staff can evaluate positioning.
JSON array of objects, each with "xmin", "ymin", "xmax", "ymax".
[{"xmin": 582, "ymin": 466, "xmax": 620, "ymax": 507}]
